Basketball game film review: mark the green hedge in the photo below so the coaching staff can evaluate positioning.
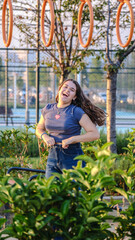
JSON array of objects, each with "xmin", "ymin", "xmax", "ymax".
[
  {"xmin": 0, "ymin": 125, "xmax": 132, "ymax": 158},
  {"xmin": 1, "ymin": 140, "xmax": 135, "ymax": 239}
]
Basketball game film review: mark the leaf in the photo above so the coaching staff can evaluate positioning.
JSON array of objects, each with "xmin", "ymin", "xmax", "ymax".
[
  {"xmin": 75, "ymin": 155, "xmax": 95, "ymax": 165},
  {"xmin": 128, "ymin": 191, "xmax": 135, "ymax": 196},
  {"xmin": 36, "ymin": 214, "xmax": 44, "ymax": 221},
  {"xmin": 114, "ymin": 188, "xmax": 128, "ymax": 200},
  {"xmin": 13, "ymin": 178, "xmax": 26, "ymax": 188},
  {"xmin": 80, "ymin": 191, "xmax": 90, "ymax": 200},
  {"xmin": 128, "ymin": 165, "xmax": 135, "ymax": 175},
  {"xmin": 27, "ymin": 199, "xmax": 41, "ymax": 210},
  {"xmin": 27, "ymin": 229, "xmax": 35, "ymax": 236},
  {"xmin": 90, "ymin": 191, "xmax": 104, "ymax": 201},
  {"xmin": 91, "ymin": 205, "xmax": 104, "ymax": 213},
  {"xmin": 0, "ymin": 188, "xmax": 10, "ymax": 200},
  {"xmin": 100, "ymin": 142, "xmax": 113, "ymax": 149},
  {"xmin": 87, "ymin": 217, "xmax": 99, "ymax": 223},
  {"xmin": 85, "ymin": 146, "xmax": 98, "ymax": 153},
  {"xmin": 48, "ymin": 208, "xmax": 62, "ymax": 218},
  {"xmin": 99, "ymin": 176, "xmax": 116, "ymax": 187},
  {"xmin": 0, "ymin": 218, "xmax": 7, "ymax": 226},
  {"xmin": 78, "ymin": 179, "xmax": 90, "ymax": 189},
  {"xmin": 46, "ymin": 176, "xmax": 55, "ymax": 187},
  {"xmin": 70, "ymin": 169, "xmax": 85, "ymax": 180},
  {"xmin": 91, "ymin": 166, "xmax": 98, "ymax": 176},
  {"xmin": 61, "ymin": 200, "xmax": 70, "ymax": 216},
  {"xmin": 77, "ymin": 225, "xmax": 85, "ymax": 238},
  {"xmin": 76, "ymin": 160, "xmax": 83, "ymax": 168},
  {"xmin": 112, "ymin": 169, "xmax": 127, "ymax": 177},
  {"xmin": 35, "ymin": 216, "xmax": 54, "ymax": 230},
  {"xmin": 69, "ymin": 217, "xmax": 77, "ymax": 223},
  {"xmin": 98, "ymin": 150, "xmax": 110, "ymax": 157}
]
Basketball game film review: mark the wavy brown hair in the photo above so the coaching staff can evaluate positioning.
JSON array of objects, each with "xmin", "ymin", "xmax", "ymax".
[{"xmin": 55, "ymin": 79, "xmax": 106, "ymax": 126}]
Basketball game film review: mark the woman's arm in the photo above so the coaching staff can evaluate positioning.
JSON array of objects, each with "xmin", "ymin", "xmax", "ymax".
[
  {"xmin": 62, "ymin": 114, "xmax": 100, "ymax": 148},
  {"xmin": 36, "ymin": 115, "xmax": 55, "ymax": 147}
]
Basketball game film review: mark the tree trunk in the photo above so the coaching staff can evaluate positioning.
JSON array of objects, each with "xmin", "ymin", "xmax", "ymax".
[
  {"xmin": 60, "ymin": 70, "xmax": 69, "ymax": 84},
  {"xmin": 60, "ymin": 74, "xmax": 65, "ymax": 84},
  {"xmin": 106, "ymin": 69, "xmax": 118, "ymax": 153}
]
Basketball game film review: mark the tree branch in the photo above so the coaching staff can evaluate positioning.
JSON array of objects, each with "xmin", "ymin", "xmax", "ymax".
[
  {"xmin": 105, "ymin": 0, "xmax": 113, "ymax": 65},
  {"xmin": 116, "ymin": 40, "xmax": 135, "ymax": 67}
]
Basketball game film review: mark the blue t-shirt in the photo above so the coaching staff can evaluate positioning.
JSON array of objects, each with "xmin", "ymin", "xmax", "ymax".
[{"xmin": 41, "ymin": 103, "xmax": 85, "ymax": 143}]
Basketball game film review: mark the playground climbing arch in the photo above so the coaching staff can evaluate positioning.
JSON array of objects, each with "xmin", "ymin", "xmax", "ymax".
[{"xmin": 1, "ymin": 0, "xmax": 134, "ymax": 48}]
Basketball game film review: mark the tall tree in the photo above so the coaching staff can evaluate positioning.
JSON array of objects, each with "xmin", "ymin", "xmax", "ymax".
[{"xmin": 104, "ymin": 0, "xmax": 135, "ymax": 152}]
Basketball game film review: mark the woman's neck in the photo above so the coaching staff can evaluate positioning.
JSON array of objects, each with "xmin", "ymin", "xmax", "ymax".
[{"xmin": 57, "ymin": 101, "xmax": 71, "ymax": 108}]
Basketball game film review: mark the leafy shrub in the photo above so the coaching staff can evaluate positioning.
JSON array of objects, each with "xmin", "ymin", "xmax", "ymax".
[
  {"xmin": 113, "ymin": 161, "xmax": 135, "ymax": 239},
  {"xmin": 0, "ymin": 144, "xmax": 117, "ymax": 240},
  {"xmin": 113, "ymin": 128, "xmax": 135, "ymax": 190},
  {"xmin": 27, "ymin": 134, "xmax": 39, "ymax": 157},
  {"xmin": 116, "ymin": 130, "xmax": 129, "ymax": 154},
  {"xmin": 0, "ymin": 125, "xmax": 34, "ymax": 160},
  {"xmin": 0, "ymin": 126, "xmax": 131, "ymax": 160},
  {"xmin": 1, "ymin": 140, "xmax": 135, "ymax": 239}
]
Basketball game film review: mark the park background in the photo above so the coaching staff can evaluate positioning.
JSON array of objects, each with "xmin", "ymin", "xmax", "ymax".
[{"xmin": 0, "ymin": 0, "xmax": 135, "ymax": 151}]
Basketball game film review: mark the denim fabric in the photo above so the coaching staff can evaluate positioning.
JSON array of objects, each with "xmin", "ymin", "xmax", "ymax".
[
  {"xmin": 54, "ymin": 237, "xmax": 63, "ymax": 240},
  {"xmin": 45, "ymin": 143, "xmax": 84, "ymax": 179}
]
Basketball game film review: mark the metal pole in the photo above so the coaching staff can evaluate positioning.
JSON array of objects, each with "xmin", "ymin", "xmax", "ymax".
[
  {"xmin": 5, "ymin": 9, "xmax": 9, "ymax": 125},
  {"xmin": 36, "ymin": 0, "xmax": 40, "ymax": 123},
  {"xmin": 53, "ymin": 39, "xmax": 56, "ymax": 100},
  {"xmin": 25, "ymin": 37, "xmax": 30, "ymax": 125},
  {"xmin": 5, "ymin": 50, "xmax": 8, "ymax": 125},
  {"xmin": 14, "ymin": 73, "xmax": 17, "ymax": 109}
]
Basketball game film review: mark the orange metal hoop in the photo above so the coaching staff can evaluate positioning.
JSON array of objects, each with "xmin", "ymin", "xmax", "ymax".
[
  {"xmin": 116, "ymin": 0, "xmax": 134, "ymax": 48},
  {"xmin": 41, "ymin": 0, "xmax": 54, "ymax": 47},
  {"xmin": 2, "ymin": 0, "xmax": 13, "ymax": 47},
  {"xmin": 78, "ymin": 0, "xmax": 93, "ymax": 48}
]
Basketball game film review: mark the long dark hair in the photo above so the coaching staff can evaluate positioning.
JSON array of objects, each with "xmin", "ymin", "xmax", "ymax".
[{"xmin": 56, "ymin": 79, "xmax": 106, "ymax": 126}]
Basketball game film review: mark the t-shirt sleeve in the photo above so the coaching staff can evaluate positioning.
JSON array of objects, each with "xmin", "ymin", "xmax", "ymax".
[
  {"xmin": 41, "ymin": 103, "xmax": 51, "ymax": 119},
  {"xmin": 74, "ymin": 106, "xmax": 85, "ymax": 122}
]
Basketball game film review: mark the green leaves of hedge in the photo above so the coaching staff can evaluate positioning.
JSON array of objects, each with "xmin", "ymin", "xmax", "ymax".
[
  {"xmin": 1, "ymin": 137, "xmax": 135, "ymax": 239},
  {"xmin": 0, "ymin": 154, "xmax": 117, "ymax": 240}
]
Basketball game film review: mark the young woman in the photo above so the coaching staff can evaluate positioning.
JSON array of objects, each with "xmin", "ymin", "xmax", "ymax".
[{"xmin": 36, "ymin": 79, "xmax": 106, "ymax": 179}]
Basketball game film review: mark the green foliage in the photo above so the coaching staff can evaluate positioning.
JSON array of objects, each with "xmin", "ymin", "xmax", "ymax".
[
  {"xmin": 0, "ymin": 125, "xmax": 37, "ymax": 177},
  {"xmin": 116, "ymin": 130, "xmax": 129, "ymax": 154},
  {"xmin": 0, "ymin": 146, "xmax": 117, "ymax": 239},
  {"xmin": 112, "ymin": 167, "xmax": 135, "ymax": 238},
  {"xmin": 122, "ymin": 128, "xmax": 135, "ymax": 164},
  {"xmin": 1, "ymin": 131, "xmax": 135, "ymax": 239},
  {"xmin": 38, "ymin": 139, "xmax": 48, "ymax": 167},
  {"xmin": 0, "ymin": 125, "xmax": 34, "ymax": 161},
  {"xmin": 113, "ymin": 128, "xmax": 135, "ymax": 190},
  {"xmin": 0, "ymin": 127, "xmax": 131, "ymax": 159}
]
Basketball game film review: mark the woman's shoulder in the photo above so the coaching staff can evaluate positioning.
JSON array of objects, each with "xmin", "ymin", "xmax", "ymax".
[
  {"xmin": 71, "ymin": 104, "xmax": 85, "ymax": 121},
  {"xmin": 44, "ymin": 102, "xmax": 56, "ymax": 110},
  {"xmin": 72, "ymin": 104, "xmax": 85, "ymax": 114},
  {"xmin": 41, "ymin": 103, "xmax": 56, "ymax": 116}
]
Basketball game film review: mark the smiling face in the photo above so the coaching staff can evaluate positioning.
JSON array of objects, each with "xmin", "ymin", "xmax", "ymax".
[{"xmin": 58, "ymin": 80, "xmax": 77, "ymax": 106}]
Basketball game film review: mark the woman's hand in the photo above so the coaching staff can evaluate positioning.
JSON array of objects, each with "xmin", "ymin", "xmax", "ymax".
[
  {"xmin": 36, "ymin": 115, "xmax": 55, "ymax": 147},
  {"xmin": 62, "ymin": 137, "xmax": 75, "ymax": 149},
  {"xmin": 42, "ymin": 135, "xmax": 55, "ymax": 147}
]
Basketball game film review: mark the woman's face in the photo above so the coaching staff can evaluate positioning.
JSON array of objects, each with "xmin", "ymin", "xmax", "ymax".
[{"xmin": 58, "ymin": 81, "xmax": 77, "ymax": 104}]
